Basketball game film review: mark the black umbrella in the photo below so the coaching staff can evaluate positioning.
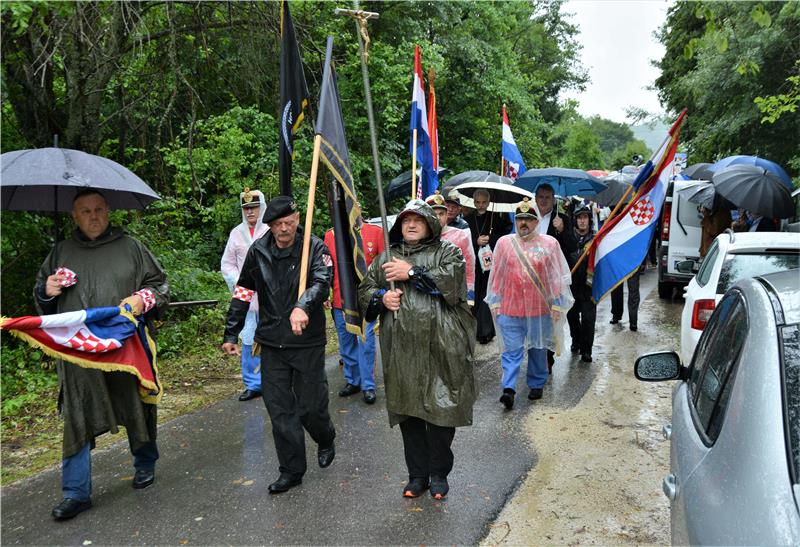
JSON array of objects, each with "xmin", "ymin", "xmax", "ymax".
[
  {"xmin": 515, "ymin": 167, "xmax": 607, "ymax": 196},
  {"xmin": 584, "ymin": 170, "xmax": 636, "ymax": 207},
  {"xmin": 445, "ymin": 170, "xmax": 510, "ymax": 187},
  {"xmin": 713, "ymin": 164, "xmax": 794, "ymax": 218},
  {"xmin": 384, "ymin": 167, "xmax": 450, "ymax": 201},
  {"xmin": 676, "ymin": 180, "xmax": 736, "ymax": 211},
  {"xmin": 450, "ymin": 181, "xmax": 534, "ymax": 213},
  {"xmin": 1, "ymin": 147, "xmax": 160, "ymax": 212},
  {"xmin": 682, "ymin": 162, "xmax": 715, "ymax": 182}
]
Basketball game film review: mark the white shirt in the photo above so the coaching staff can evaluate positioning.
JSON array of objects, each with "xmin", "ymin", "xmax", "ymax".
[{"xmin": 538, "ymin": 211, "xmax": 552, "ymax": 235}]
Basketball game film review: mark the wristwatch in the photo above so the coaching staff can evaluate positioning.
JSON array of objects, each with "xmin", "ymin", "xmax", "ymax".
[{"xmin": 407, "ymin": 267, "xmax": 416, "ymax": 279}]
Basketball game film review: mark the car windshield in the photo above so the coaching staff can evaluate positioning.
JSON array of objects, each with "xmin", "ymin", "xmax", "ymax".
[{"xmin": 717, "ymin": 252, "xmax": 800, "ymax": 294}]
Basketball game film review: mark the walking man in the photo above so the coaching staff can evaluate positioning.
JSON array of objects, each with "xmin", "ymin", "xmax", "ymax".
[
  {"xmin": 222, "ymin": 196, "xmax": 336, "ymax": 493},
  {"xmin": 427, "ymin": 192, "xmax": 476, "ymax": 305},
  {"xmin": 221, "ymin": 188, "xmax": 268, "ymax": 401},
  {"xmin": 486, "ymin": 198, "xmax": 573, "ymax": 409},
  {"xmin": 324, "ymin": 215, "xmax": 384, "ymax": 404},
  {"xmin": 35, "ymin": 189, "xmax": 169, "ymax": 520},
  {"xmin": 359, "ymin": 199, "xmax": 476, "ymax": 499},
  {"xmin": 567, "ymin": 205, "xmax": 597, "ymax": 362}
]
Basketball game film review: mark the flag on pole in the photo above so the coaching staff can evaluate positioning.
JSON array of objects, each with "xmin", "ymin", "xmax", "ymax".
[
  {"xmin": 409, "ymin": 45, "xmax": 438, "ymax": 199},
  {"xmin": 279, "ymin": 0, "xmax": 310, "ymax": 197},
  {"xmin": 587, "ymin": 109, "xmax": 688, "ymax": 303},
  {"xmin": 316, "ymin": 37, "xmax": 368, "ymax": 336},
  {"xmin": 502, "ymin": 105, "xmax": 527, "ymax": 180},
  {"xmin": 0, "ymin": 306, "xmax": 162, "ymax": 403},
  {"xmin": 428, "ymin": 67, "xmax": 439, "ymax": 181}
]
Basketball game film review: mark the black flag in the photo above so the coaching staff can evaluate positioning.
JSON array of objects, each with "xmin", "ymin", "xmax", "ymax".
[
  {"xmin": 279, "ymin": 0, "xmax": 310, "ymax": 197},
  {"xmin": 317, "ymin": 37, "xmax": 367, "ymax": 336}
]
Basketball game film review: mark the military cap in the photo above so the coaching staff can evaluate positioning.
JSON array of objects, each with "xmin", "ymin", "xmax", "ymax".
[
  {"xmin": 240, "ymin": 187, "xmax": 262, "ymax": 208},
  {"xmin": 425, "ymin": 192, "xmax": 448, "ymax": 210},
  {"xmin": 262, "ymin": 195, "xmax": 298, "ymax": 224},
  {"xmin": 514, "ymin": 197, "xmax": 540, "ymax": 219}
]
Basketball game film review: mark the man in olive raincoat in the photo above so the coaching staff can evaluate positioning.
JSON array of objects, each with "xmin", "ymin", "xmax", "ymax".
[
  {"xmin": 359, "ymin": 199, "xmax": 476, "ymax": 500},
  {"xmin": 35, "ymin": 189, "xmax": 169, "ymax": 521}
]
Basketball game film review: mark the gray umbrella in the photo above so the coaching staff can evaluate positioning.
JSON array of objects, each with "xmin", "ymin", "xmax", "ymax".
[
  {"xmin": 682, "ymin": 162, "xmax": 715, "ymax": 181},
  {"xmin": 1, "ymin": 148, "xmax": 160, "ymax": 212},
  {"xmin": 676, "ymin": 180, "xmax": 736, "ymax": 211},
  {"xmin": 714, "ymin": 164, "xmax": 794, "ymax": 218},
  {"xmin": 585, "ymin": 170, "xmax": 636, "ymax": 207}
]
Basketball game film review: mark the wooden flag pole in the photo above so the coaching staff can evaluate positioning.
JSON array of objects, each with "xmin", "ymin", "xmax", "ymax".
[
  {"xmin": 411, "ymin": 128, "xmax": 418, "ymax": 199},
  {"xmin": 298, "ymin": 133, "xmax": 323, "ymax": 298},
  {"xmin": 570, "ymin": 183, "xmax": 636, "ymax": 274},
  {"xmin": 500, "ymin": 103, "xmax": 506, "ymax": 175}
]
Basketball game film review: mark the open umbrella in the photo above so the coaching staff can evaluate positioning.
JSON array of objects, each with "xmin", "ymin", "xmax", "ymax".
[
  {"xmin": 515, "ymin": 167, "xmax": 607, "ymax": 197},
  {"xmin": 1, "ymin": 148, "xmax": 160, "ymax": 212},
  {"xmin": 676, "ymin": 180, "xmax": 736, "ymax": 211},
  {"xmin": 713, "ymin": 164, "xmax": 794, "ymax": 218},
  {"xmin": 710, "ymin": 155, "xmax": 793, "ymax": 189},
  {"xmin": 384, "ymin": 167, "xmax": 450, "ymax": 201},
  {"xmin": 585, "ymin": 170, "xmax": 636, "ymax": 207},
  {"xmin": 682, "ymin": 162, "xmax": 715, "ymax": 181},
  {"xmin": 451, "ymin": 180, "xmax": 534, "ymax": 213},
  {"xmin": 445, "ymin": 170, "xmax": 512, "ymax": 187}
]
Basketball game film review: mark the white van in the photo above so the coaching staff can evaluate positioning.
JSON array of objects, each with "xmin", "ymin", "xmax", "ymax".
[{"xmin": 657, "ymin": 178, "xmax": 702, "ymax": 298}]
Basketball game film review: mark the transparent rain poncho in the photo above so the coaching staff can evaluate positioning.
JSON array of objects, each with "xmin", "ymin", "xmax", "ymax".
[{"xmin": 484, "ymin": 231, "xmax": 574, "ymax": 355}]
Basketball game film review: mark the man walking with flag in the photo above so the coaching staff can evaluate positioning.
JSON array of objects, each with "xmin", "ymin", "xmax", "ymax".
[
  {"xmin": 34, "ymin": 189, "xmax": 169, "ymax": 521},
  {"xmin": 222, "ymin": 195, "xmax": 336, "ymax": 494}
]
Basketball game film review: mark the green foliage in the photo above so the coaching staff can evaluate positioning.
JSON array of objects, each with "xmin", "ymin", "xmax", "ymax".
[
  {"xmin": 157, "ymin": 305, "xmax": 227, "ymax": 359},
  {"xmin": 0, "ymin": 340, "xmax": 58, "ymax": 417},
  {"xmin": 558, "ymin": 122, "xmax": 605, "ymax": 170},
  {"xmin": 655, "ymin": 1, "xmax": 799, "ymax": 171},
  {"xmin": 608, "ymin": 140, "xmax": 652, "ymax": 172}
]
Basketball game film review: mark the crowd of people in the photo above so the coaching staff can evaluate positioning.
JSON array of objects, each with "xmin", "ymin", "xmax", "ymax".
[{"xmin": 36, "ymin": 183, "xmax": 633, "ymax": 520}]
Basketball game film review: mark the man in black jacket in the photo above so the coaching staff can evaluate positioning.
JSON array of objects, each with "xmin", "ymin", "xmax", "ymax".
[
  {"xmin": 534, "ymin": 183, "xmax": 578, "ymax": 370},
  {"xmin": 567, "ymin": 205, "xmax": 596, "ymax": 363},
  {"xmin": 222, "ymin": 196, "xmax": 336, "ymax": 494}
]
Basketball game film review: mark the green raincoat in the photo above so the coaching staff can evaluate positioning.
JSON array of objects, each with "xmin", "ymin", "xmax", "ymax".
[
  {"xmin": 34, "ymin": 226, "xmax": 169, "ymax": 458},
  {"xmin": 358, "ymin": 201, "xmax": 477, "ymax": 428}
]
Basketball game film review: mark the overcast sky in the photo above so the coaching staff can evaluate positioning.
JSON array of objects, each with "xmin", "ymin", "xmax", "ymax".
[{"xmin": 560, "ymin": 0, "xmax": 671, "ymax": 124}]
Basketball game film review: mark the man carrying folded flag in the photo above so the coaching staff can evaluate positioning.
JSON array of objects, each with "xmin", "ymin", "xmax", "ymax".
[
  {"xmin": 502, "ymin": 104, "xmax": 527, "ymax": 180},
  {"xmin": 409, "ymin": 45, "xmax": 438, "ymax": 199},
  {"xmin": 30, "ymin": 188, "xmax": 169, "ymax": 521},
  {"xmin": 587, "ymin": 109, "xmax": 687, "ymax": 303},
  {"xmin": 279, "ymin": 0, "xmax": 310, "ymax": 197}
]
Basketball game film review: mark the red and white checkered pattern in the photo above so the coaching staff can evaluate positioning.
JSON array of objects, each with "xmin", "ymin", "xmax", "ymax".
[
  {"xmin": 233, "ymin": 285, "xmax": 254, "ymax": 303},
  {"xmin": 323, "ymin": 253, "xmax": 333, "ymax": 267},
  {"xmin": 629, "ymin": 197, "xmax": 656, "ymax": 226},
  {"xmin": 66, "ymin": 329, "xmax": 122, "ymax": 353},
  {"xmin": 134, "ymin": 288, "xmax": 156, "ymax": 313},
  {"xmin": 55, "ymin": 267, "xmax": 78, "ymax": 287}
]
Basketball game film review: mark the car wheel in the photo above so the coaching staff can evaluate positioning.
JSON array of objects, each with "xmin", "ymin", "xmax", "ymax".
[{"xmin": 658, "ymin": 281, "xmax": 673, "ymax": 299}]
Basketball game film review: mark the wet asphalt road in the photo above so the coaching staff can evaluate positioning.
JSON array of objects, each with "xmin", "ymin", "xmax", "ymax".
[{"xmin": 1, "ymin": 271, "xmax": 671, "ymax": 546}]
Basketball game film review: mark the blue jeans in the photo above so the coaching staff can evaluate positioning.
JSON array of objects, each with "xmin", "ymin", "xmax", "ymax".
[
  {"xmin": 62, "ymin": 433, "xmax": 159, "ymax": 501},
  {"xmin": 332, "ymin": 308, "xmax": 376, "ymax": 391},
  {"xmin": 498, "ymin": 315, "xmax": 549, "ymax": 390},
  {"xmin": 241, "ymin": 344, "xmax": 262, "ymax": 392}
]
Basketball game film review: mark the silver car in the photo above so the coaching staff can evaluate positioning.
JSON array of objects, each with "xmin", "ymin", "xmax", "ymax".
[{"xmin": 635, "ymin": 269, "xmax": 800, "ymax": 545}]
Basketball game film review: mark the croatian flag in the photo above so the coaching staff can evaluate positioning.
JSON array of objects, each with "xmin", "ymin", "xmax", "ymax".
[
  {"xmin": 588, "ymin": 109, "xmax": 687, "ymax": 303},
  {"xmin": 502, "ymin": 105, "xmax": 527, "ymax": 180},
  {"xmin": 1, "ymin": 306, "xmax": 161, "ymax": 402},
  {"xmin": 409, "ymin": 45, "xmax": 438, "ymax": 199}
]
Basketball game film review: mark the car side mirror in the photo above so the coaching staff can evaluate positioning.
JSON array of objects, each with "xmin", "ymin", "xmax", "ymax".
[
  {"xmin": 676, "ymin": 260, "xmax": 695, "ymax": 274},
  {"xmin": 635, "ymin": 351, "xmax": 683, "ymax": 381}
]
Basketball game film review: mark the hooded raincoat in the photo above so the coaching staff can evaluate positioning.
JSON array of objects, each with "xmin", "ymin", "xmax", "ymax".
[
  {"xmin": 34, "ymin": 226, "xmax": 169, "ymax": 458},
  {"xmin": 358, "ymin": 200, "xmax": 477, "ymax": 428},
  {"xmin": 485, "ymin": 230, "xmax": 573, "ymax": 355},
  {"xmin": 220, "ymin": 190, "xmax": 269, "ymax": 345}
]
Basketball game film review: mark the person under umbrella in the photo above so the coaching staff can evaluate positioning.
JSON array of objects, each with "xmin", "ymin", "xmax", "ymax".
[{"xmin": 464, "ymin": 188, "xmax": 513, "ymax": 344}]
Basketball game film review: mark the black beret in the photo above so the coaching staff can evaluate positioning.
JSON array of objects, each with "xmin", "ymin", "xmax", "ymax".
[{"xmin": 262, "ymin": 195, "xmax": 298, "ymax": 224}]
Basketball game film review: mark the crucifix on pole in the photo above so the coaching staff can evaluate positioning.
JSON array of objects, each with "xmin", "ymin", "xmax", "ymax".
[{"xmin": 334, "ymin": 2, "xmax": 398, "ymax": 311}]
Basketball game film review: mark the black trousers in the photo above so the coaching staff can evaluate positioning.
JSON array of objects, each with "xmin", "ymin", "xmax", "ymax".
[
  {"xmin": 474, "ymin": 267, "xmax": 495, "ymax": 341},
  {"xmin": 567, "ymin": 298, "xmax": 596, "ymax": 355},
  {"xmin": 261, "ymin": 344, "xmax": 336, "ymax": 477},
  {"xmin": 610, "ymin": 270, "xmax": 641, "ymax": 327},
  {"xmin": 399, "ymin": 416, "xmax": 456, "ymax": 480}
]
